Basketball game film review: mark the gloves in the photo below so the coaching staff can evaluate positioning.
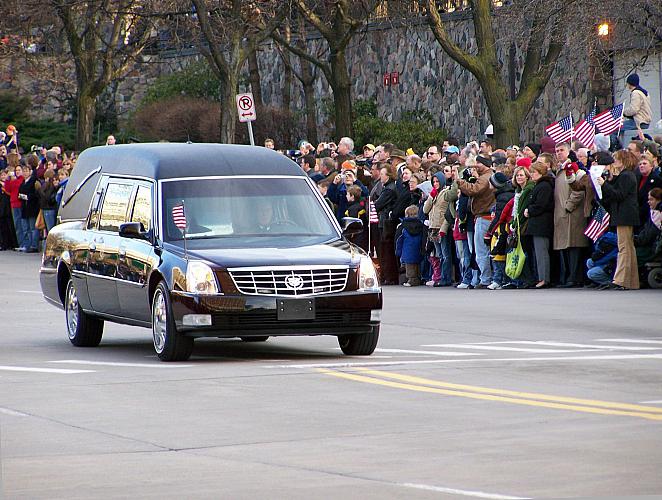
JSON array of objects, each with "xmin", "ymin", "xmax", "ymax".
[
  {"xmin": 568, "ymin": 150, "xmax": 578, "ymax": 163},
  {"xmin": 429, "ymin": 187, "xmax": 438, "ymax": 198},
  {"xmin": 438, "ymin": 231, "xmax": 446, "ymax": 239},
  {"xmin": 564, "ymin": 162, "xmax": 579, "ymax": 177}
]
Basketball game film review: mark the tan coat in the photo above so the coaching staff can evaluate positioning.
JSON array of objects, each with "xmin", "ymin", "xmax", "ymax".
[
  {"xmin": 553, "ymin": 172, "xmax": 590, "ymax": 250},
  {"xmin": 424, "ymin": 185, "xmax": 451, "ymax": 229},
  {"xmin": 623, "ymin": 88, "xmax": 653, "ymax": 126},
  {"xmin": 567, "ymin": 170, "xmax": 594, "ymax": 217}
]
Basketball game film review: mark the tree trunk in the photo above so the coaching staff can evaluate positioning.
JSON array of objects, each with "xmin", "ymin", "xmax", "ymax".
[
  {"xmin": 219, "ymin": 72, "xmax": 238, "ymax": 144},
  {"xmin": 329, "ymin": 50, "xmax": 352, "ymax": 140},
  {"xmin": 479, "ymin": 72, "xmax": 523, "ymax": 148},
  {"xmin": 492, "ymin": 114, "xmax": 523, "ymax": 147},
  {"xmin": 248, "ymin": 48, "xmax": 263, "ymax": 112},
  {"xmin": 76, "ymin": 89, "xmax": 97, "ymax": 151},
  {"xmin": 300, "ymin": 60, "xmax": 318, "ymax": 145}
]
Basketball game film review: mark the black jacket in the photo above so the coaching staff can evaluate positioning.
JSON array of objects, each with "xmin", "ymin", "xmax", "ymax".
[
  {"xmin": 636, "ymin": 171, "xmax": 662, "ymax": 228},
  {"xmin": 602, "ymin": 170, "xmax": 639, "ymax": 227},
  {"xmin": 391, "ymin": 186, "xmax": 423, "ymax": 222},
  {"xmin": 19, "ymin": 174, "xmax": 40, "ymax": 219},
  {"xmin": 486, "ymin": 182, "xmax": 515, "ymax": 235},
  {"xmin": 374, "ymin": 179, "xmax": 397, "ymax": 229},
  {"xmin": 524, "ymin": 176, "xmax": 555, "ymax": 238},
  {"xmin": 39, "ymin": 181, "xmax": 58, "ymax": 210}
]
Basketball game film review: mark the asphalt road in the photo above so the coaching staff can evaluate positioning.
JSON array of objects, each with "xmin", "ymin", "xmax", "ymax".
[{"xmin": 1, "ymin": 251, "xmax": 661, "ymax": 499}]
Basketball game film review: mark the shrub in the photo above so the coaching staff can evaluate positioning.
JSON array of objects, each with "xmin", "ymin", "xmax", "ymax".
[
  {"xmin": 141, "ymin": 61, "xmax": 221, "ymax": 106},
  {"xmin": 353, "ymin": 99, "xmax": 446, "ymax": 155},
  {"xmin": 132, "ymin": 97, "xmax": 221, "ymax": 143},
  {"xmin": 234, "ymin": 106, "xmax": 304, "ymax": 148},
  {"xmin": 0, "ymin": 90, "xmax": 31, "ymax": 123}
]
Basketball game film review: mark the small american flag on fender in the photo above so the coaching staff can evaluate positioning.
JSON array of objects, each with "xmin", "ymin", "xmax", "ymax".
[
  {"xmin": 584, "ymin": 204, "xmax": 610, "ymax": 242},
  {"xmin": 172, "ymin": 204, "xmax": 187, "ymax": 230}
]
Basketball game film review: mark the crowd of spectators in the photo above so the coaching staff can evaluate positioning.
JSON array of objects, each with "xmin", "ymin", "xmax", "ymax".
[{"xmin": 275, "ymin": 127, "xmax": 662, "ymax": 291}]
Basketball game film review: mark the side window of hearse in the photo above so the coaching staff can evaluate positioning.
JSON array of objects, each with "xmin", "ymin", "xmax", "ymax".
[
  {"xmin": 99, "ymin": 182, "xmax": 133, "ymax": 233},
  {"xmin": 131, "ymin": 185, "xmax": 152, "ymax": 232}
]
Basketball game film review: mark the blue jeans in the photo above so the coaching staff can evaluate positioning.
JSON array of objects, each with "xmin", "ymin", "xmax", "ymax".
[
  {"xmin": 473, "ymin": 217, "xmax": 493, "ymax": 285},
  {"xmin": 43, "ymin": 209, "xmax": 57, "ymax": 232},
  {"xmin": 25, "ymin": 216, "xmax": 39, "ymax": 251},
  {"xmin": 586, "ymin": 258, "xmax": 611, "ymax": 285},
  {"xmin": 12, "ymin": 207, "xmax": 28, "ymax": 249},
  {"xmin": 460, "ymin": 234, "xmax": 479, "ymax": 286},
  {"xmin": 621, "ymin": 118, "xmax": 648, "ymax": 132},
  {"xmin": 492, "ymin": 260, "xmax": 506, "ymax": 286},
  {"xmin": 440, "ymin": 234, "xmax": 452, "ymax": 285}
]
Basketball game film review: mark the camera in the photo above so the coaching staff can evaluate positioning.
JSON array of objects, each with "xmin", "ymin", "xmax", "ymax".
[
  {"xmin": 355, "ymin": 157, "xmax": 371, "ymax": 167},
  {"xmin": 285, "ymin": 149, "xmax": 302, "ymax": 159},
  {"xmin": 461, "ymin": 168, "xmax": 476, "ymax": 183},
  {"xmin": 601, "ymin": 169, "xmax": 610, "ymax": 179}
]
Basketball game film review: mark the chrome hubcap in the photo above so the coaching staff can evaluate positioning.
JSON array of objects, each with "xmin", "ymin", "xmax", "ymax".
[
  {"xmin": 152, "ymin": 290, "xmax": 167, "ymax": 353},
  {"xmin": 65, "ymin": 282, "xmax": 78, "ymax": 340}
]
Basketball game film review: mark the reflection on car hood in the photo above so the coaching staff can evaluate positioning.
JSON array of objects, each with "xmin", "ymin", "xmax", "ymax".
[{"xmin": 187, "ymin": 240, "xmax": 361, "ymax": 268}]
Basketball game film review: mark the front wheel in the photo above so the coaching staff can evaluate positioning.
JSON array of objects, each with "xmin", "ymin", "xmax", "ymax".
[
  {"xmin": 338, "ymin": 326, "xmax": 380, "ymax": 355},
  {"xmin": 648, "ymin": 267, "xmax": 662, "ymax": 289},
  {"xmin": 65, "ymin": 279, "xmax": 104, "ymax": 347},
  {"xmin": 152, "ymin": 283, "xmax": 194, "ymax": 361}
]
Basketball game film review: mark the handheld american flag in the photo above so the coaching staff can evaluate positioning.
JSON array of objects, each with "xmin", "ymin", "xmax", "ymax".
[
  {"xmin": 545, "ymin": 114, "xmax": 574, "ymax": 143},
  {"xmin": 584, "ymin": 204, "xmax": 610, "ymax": 242},
  {"xmin": 594, "ymin": 104, "xmax": 624, "ymax": 135},
  {"xmin": 171, "ymin": 203, "xmax": 187, "ymax": 230},
  {"xmin": 574, "ymin": 109, "xmax": 596, "ymax": 149}
]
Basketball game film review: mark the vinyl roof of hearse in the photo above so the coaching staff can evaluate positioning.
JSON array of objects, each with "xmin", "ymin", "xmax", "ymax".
[
  {"xmin": 58, "ymin": 143, "xmax": 304, "ymax": 222},
  {"xmin": 75, "ymin": 143, "xmax": 304, "ymax": 179}
]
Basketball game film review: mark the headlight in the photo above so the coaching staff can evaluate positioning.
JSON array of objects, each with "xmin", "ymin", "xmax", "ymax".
[
  {"xmin": 186, "ymin": 261, "xmax": 219, "ymax": 294},
  {"xmin": 358, "ymin": 255, "xmax": 380, "ymax": 291}
]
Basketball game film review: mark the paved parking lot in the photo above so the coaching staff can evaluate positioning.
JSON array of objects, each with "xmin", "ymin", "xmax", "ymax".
[{"xmin": 1, "ymin": 252, "xmax": 661, "ymax": 499}]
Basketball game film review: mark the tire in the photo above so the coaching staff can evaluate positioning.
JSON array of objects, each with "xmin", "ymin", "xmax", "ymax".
[
  {"xmin": 648, "ymin": 267, "xmax": 662, "ymax": 289},
  {"xmin": 65, "ymin": 279, "xmax": 104, "ymax": 347},
  {"xmin": 151, "ymin": 282, "xmax": 194, "ymax": 361},
  {"xmin": 338, "ymin": 325, "xmax": 380, "ymax": 355},
  {"xmin": 240, "ymin": 336, "xmax": 269, "ymax": 342}
]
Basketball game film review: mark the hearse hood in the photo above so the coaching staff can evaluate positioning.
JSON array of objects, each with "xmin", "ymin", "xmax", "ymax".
[{"xmin": 186, "ymin": 241, "xmax": 363, "ymax": 269}]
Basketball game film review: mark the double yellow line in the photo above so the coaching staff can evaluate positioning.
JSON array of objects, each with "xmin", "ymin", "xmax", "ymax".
[{"xmin": 317, "ymin": 368, "xmax": 662, "ymax": 421}]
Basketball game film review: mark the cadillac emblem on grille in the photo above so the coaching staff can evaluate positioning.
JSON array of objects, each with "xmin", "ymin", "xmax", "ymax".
[{"xmin": 284, "ymin": 275, "xmax": 304, "ymax": 289}]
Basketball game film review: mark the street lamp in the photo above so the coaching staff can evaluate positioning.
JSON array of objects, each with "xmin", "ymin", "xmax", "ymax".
[{"xmin": 597, "ymin": 22, "xmax": 610, "ymax": 38}]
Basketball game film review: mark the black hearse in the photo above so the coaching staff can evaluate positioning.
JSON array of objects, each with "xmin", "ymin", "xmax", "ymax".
[{"xmin": 40, "ymin": 143, "xmax": 382, "ymax": 361}]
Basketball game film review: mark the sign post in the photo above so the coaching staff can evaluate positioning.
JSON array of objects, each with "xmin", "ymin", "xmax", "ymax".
[{"xmin": 236, "ymin": 92, "xmax": 257, "ymax": 146}]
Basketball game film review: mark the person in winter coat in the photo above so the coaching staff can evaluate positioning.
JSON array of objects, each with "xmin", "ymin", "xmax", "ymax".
[
  {"xmin": 38, "ymin": 169, "xmax": 59, "ymax": 232},
  {"xmin": 327, "ymin": 161, "xmax": 369, "ymax": 222},
  {"xmin": 455, "ymin": 165, "xmax": 478, "ymax": 288},
  {"xmin": 622, "ymin": 74, "xmax": 652, "ymax": 134},
  {"xmin": 636, "ymin": 152, "xmax": 662, "ymax": 229},
  {"xmin": 596, "ymin": 150, "xmax": 640, "ymax": 289},
  {"xmin": 454, "ymin": 155, "xmax": 496, "ymax": 287},
  {"xmin": 344, "ymin": 185, "xmax": 369, "ymax": 251},
  {"xmin": 554, "ymin": 144, "xmax": 589, "ymax": 287},
  {"xmin": 524, "ymin": 162, "xmax": 555, "ymax": 288},
  {"xmin": 55, "ymin": 167, "xmax": 69, "ymax": 208},
  {"xmin": 374, "ymin": 164, "xmax": 399, "ymax": 285},
  {"xmin": 391, "ymin": 167, "xmax": 423, "ymax": 222},
  {"xmin": 0, "ymin": 169, "xmax": 18, "ymax": 250},
  {"xmin": 395, "ymin": 205, "xmax": 427, "ymax": 286},
  {"xmin": 4, "ymin": 155, "xmax": 26, "ymax": 250},
  {"xmin": 484, "ymin": 172, "xmax": 514, "ymax": 289},
  {"xmin": 423, "ymin": 171, "xmax": 451, "ymax": 286},
  {"xmin": 586, "ymin": 232, "xmax": 619, "ymax": 288},
  {"xmin": 634, "ymin": 187, "xmax": 662, "ymax": 266},
  {"xmin": 18, "ymin": 158, "xmax": 42, "ymax": 253}
]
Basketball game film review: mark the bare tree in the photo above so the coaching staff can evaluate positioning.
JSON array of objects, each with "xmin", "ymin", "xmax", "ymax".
[
  {"xmin": 273, "ymin": 0, "xmax": 381, "ymax": 140},
  {"xmin": 52, "ymin": 0, "xmax": 159, "ymax": 150},
  {"xmin": 188, "ymin": 0, "xmax": 286, "ymax": 143}
]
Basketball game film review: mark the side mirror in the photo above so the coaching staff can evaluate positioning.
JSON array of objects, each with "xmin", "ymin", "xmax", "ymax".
[
  {"xmin": 119, "ymin": 222, "xmax": 149, "ymax": 241},
  {"xmin": 341, "ymin": 217, "xmax": 363, "ymax": 237}
]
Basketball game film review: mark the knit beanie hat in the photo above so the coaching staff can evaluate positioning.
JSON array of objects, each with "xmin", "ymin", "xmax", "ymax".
[
  {"xmin": 525, "ymin": 143, "xmax": 541, "ymax": 157},
  {"xmin": 541, "ymin": 136, "xmax": 556, "ymax": 154},
  {"xmin": 626, "ymin": 74, "xmax": 640, "ymax": 87},
  {"xmin": 595, "ymin": 151, "xmax": 615, "ymax": 166},
  {"xmin": 476, "ymin": 155, "xmax": 493, "ymax": 168},
  {"xmin": 516, "ymin": 157, "xmax": 532, "ymax": 169},
  {"xmin": 489, "ymin": 172, "xmax": 508, "ymax": 189}
]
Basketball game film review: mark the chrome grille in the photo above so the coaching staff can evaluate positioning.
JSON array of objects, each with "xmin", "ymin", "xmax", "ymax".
[{"xmin": 228, "ymin": 266, "xmax": 349, "ymax": 296}]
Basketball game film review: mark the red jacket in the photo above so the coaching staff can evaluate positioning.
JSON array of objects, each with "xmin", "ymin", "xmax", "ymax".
[{"xmin": 3, "ymin": 176, "xmax": 24, "ymax": 209}]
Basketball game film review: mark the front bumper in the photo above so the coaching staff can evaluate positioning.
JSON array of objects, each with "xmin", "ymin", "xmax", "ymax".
[{"xmin": 170, "ymin": 290, "xmax": 382, "ymax": 338}]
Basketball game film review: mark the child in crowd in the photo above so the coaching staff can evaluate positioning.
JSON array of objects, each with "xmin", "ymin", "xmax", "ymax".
[
  {"xmin": 344, "ymin": 185, "xmax": 368, "ymax": 250},
  {"xmin": 395, "ymin": 205, "xmax": 427, "ymax": 286}
]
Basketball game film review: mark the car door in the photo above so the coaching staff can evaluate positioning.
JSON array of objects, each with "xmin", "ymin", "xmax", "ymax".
[
  {"xmin": 86, "ymin": 180, "xmax": 134, "ymax": 315},
  {"xmin": 117, "ymin": 182, "xmax": 157, "ymax": 323}
]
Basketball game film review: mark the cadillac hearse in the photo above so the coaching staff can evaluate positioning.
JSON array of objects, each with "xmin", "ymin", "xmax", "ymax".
[{"xmin": 40, "ymin": 143, "xmax": 382, "ymax": 361}]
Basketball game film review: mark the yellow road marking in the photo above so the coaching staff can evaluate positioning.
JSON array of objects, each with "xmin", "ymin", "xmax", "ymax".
[
  {"xmin": 357, "ymin": 369, "xmax": 662, "ymax": 414},
  {"xmin": 317, "ymin": 369, "xmax": 662, "ymax": 421}
]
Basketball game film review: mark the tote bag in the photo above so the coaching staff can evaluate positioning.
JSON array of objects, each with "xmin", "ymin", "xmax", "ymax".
[{"xmin": 505, "ymin": 218, "xmax": 526, "ymax": 279}]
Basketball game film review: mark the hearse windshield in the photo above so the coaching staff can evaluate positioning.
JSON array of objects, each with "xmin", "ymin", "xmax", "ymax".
[{"xmin": 161, "ymin": 177, "xmax": 339, "ymax": 247}]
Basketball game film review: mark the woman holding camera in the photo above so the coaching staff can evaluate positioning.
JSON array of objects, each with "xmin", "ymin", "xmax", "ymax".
[{"xmin": 596, "ymin": 150, "xmax": 640, "ymax": 290}]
